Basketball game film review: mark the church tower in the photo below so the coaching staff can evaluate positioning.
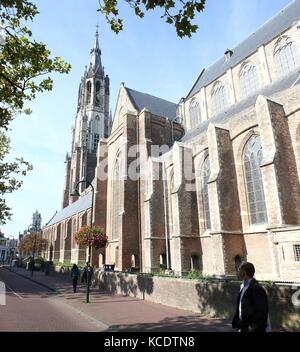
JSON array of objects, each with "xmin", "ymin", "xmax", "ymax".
[
  {"xmin": 62, "ymin": 28, "xmax": 110, "ymax": 208},
  {"xmin": 32, "ymin": 210, "xmax": 42, "ymax": 230}
]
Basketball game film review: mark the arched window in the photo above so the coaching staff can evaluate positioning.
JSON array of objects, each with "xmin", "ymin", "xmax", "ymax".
[
  {"xmin": 243, "ymin": 135, "xmax": 268, "ymax": 225},
  {"xmin": 86, "ymin": 81, "xmax": 92, "ymax": 104},
  {"xmin": 189, "ymin": 99, "xmax": 201, "ymax": 128},
  {"xmin": 211, "ymin": 81, "xmax": 228, "ymax": 116},
  {"xmin": 240, "ymin": 62, "xmax": 260, "ymax": 99},
  {"xmin": 274, "ymin": 36, "xmax": 300, "ymax": 77},
  {"xmin": 202, "ymin": 157, "xmax": 211, "ymax": 230},
  {"xmin": 95, "ymin": 81, "xmax": 101, "ymax": 106},
  {"xmin": 112, "ymin": 158, "xmax": 121, "ymax": 240}
]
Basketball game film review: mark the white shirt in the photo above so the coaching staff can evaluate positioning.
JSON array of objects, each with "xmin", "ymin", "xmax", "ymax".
[{"xmin": 239, "ymin": 278, "xmax": 253, "ymax": 320}]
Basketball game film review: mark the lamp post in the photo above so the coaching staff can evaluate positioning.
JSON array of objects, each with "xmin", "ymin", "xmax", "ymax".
[{"xmin": 70, "ymin": 180, "xmax": 94, "ymax": 303}]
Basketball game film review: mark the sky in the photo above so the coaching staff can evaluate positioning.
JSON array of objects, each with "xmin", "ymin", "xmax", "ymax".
[{"xmin": 1, "ymin": 0, "xmax": 293, "ymax": 237}]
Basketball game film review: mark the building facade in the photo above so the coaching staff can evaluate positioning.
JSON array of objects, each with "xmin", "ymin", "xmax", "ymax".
[{"xmin": 43, "ymin": 0, "xmax": 300, "ymax": 281}]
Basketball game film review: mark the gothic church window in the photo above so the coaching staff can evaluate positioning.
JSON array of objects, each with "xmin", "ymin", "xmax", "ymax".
[
  {"xmin": 211, "ymin": 81, "xmax": 228, "ymax": 117},
  {"xmin": 95, "ymin": 81, "xmax": 101, "ymax": 106},
  {"xmin": 201, "ymin": 157, "xmax": 211, "ymax": 230},
  {"xmin": 189, "ymin": 99, "xmax": 201, "ymax": 128},
  {"xmin": 243, "ymin": 135, "xmax": 268, "ymax": 225},
  {"xmin": 112, "ymin": 158, "xmax": 121, "ymax": 240},
  {"xmin": 274, "ymin": 36, "xmax": 300, "ymax": 77},
  {"xmin": 87, "ymin": 81, "xmax": 92, "ymax": 104},
  {"xmin": 239, "ymin": 62, "xmax": 260, "ymax": 99}
]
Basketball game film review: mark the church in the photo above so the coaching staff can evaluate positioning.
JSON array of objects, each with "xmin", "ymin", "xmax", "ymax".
[{"xmin": 43, "ymin": 0, "xmax": 300, "ymax": 282}]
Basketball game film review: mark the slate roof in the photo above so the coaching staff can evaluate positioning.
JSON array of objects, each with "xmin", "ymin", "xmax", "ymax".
[
  {"xmin": 126, "ymin": 87, "xmax": 177, "ymax": 120},
  {"xmin": 45, "ymin": 192, "xmax": 92, "ymax": 227},
  {"xmin": 181, "ymin": 69, "xmax": 300, "ymax": 142},
  {"xmin": 187, "ymin": 0, "xmax": 300, "ymax": 99}
]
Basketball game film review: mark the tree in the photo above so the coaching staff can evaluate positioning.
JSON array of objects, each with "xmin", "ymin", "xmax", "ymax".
[
  {"xmin": 18, "ymin": 232, "xmax": 48, "ymax": 256},
  {"xmin": 0, "ymin": 0, "xmax": 71, "ymax": 130},
  {"xmin": 98, "ymin": 0, "xmax": 206, "ymax": 38},
  {"xmin": 0, "ymin": 131, "xmax": 32, "ymax": 224},
  {"xmin": 0, "ymin": 1, "xmax": 71, "ymax": 224}
]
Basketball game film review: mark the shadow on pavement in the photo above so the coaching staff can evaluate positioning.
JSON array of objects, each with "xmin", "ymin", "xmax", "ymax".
[{"xmin": 104, "ymin": 314, "xmax": 232, "ymax": 332}]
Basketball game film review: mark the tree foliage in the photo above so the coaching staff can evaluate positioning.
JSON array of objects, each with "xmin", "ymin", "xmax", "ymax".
[
  {"xmin": 0, "ymin": 0, "xmax": 71, "ymax": 130},
  {"xmin": 0, "ymin": 131, "xmax": 32, "ymax": 224},
  {"xmin": 0, "ymin": 1, "xmax": 71, "ymax": 224},
  {"xmin": 98, "ymin": 0, "xmax": 206, "ymax": 38},
  {"xmin": 18, "ymin": 232, "xmax": 48, "ymax": 255}
]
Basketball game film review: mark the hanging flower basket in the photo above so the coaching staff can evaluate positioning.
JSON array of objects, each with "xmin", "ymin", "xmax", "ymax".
[{"xmin": 74, "ymin": 226, "xmax": 108, "ymax": 250}]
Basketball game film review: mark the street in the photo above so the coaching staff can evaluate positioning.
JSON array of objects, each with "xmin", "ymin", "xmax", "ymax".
[
  {"xmin": 0, "ymin": 267, "xmax": 106, "ymax": 331},
  {"xmin": 0, "ymin": 267, "xmax": 232, "ymax": 332}
]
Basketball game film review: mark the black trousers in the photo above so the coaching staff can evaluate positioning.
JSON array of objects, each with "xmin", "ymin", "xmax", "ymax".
[{"xmin": 72, "ymin": 277, "xmax": 78, "ymax": 292}]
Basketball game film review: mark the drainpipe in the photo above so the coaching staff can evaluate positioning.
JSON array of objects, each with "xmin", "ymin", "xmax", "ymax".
[{"xmin": 162, "ymin": 160, "xmax": 170, "ymax": 269}]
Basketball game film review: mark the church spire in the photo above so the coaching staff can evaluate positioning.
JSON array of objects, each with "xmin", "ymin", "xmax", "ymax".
[{"xmin": 87, "ymin": 25, "xmax": 102, "ymax": 77}]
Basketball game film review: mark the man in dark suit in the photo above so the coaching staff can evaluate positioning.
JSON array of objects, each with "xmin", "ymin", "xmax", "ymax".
[{"xmin": 232, "ymin": 262, "xmax": 269, "ymax": 332}]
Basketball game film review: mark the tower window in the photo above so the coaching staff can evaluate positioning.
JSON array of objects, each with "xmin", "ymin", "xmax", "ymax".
[
  {"xmin": 294, "ymin": 245, "xmax": 300, "ymax": 261},
  {"xmin": 87, "ymin": 81, "xmax": 92, "ymax": 104},
  {"xmin": 95, "ymin": 81, "xmax": 101, "ymax": 106},
  {"xmin": 93, "ymin": 133, "xmax": 100, "ymax": 150}
]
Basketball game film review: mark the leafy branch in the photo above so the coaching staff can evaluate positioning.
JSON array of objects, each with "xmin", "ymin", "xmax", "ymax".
[{"xmin": 97, "ymin": 0, "xmax": 206, "ymax": 38}]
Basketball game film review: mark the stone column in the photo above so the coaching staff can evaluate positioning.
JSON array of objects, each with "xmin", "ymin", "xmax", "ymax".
[
  {"xmin": 256, "ymin": 95, "xmax": 300, "ymax": 279},
  {"xmin": 256, "ymin": 95, "xmax": 300, "ymax": 227},
  {"xmin": 207, "ymin": 123, "xmax": 243, "ymax": 276}
]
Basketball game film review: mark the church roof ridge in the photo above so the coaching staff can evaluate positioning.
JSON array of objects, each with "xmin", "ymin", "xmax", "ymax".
[
  {"xmin": 181, "ymin": 68, "xmax": 300, "ymax": 142},
  {"xmin": 125, "ymin": 86, "xmax": 178, "ymax": 120},
  {"xmin": 44, "ymin": 192, "xmax": 92, "ymax": 227},
  {"xmin": 187, "ymin": 0, "xmax": 300, "ymax": 99}
]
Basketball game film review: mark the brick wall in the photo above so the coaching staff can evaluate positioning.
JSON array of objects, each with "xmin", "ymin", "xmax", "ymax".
[{"xmin": 97, "ymin": 272, "xmax": 300, "ymax": 331}]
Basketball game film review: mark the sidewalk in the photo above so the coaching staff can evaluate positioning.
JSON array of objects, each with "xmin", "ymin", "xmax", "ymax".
[
  {"xmin": 12, "ymin": 266, "xmax": 70, "ymax": 292},
  {"xmin": 9, "ymin": 266, "xmax": 232, "ymax": 332}
]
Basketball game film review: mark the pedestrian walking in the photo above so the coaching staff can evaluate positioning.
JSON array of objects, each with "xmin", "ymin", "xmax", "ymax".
[
  {"xmin": 71, "ymin": 264, "xmax": 80, "ymax": 293},
  {"xmin": 81, "ymin": 262, "xmax": 94, "ymax": 286},
  {"xmin": 232, "ymin": 262, "xmax": 271, "ymax": 332}
]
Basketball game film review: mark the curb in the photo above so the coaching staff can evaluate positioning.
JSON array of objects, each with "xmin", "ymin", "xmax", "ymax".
[{"xmin": 3, "ymin": 267, "xmax": 57, "ymax": 292}]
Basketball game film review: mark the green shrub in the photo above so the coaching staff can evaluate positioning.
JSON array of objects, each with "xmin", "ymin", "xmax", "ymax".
[{"xmin": 185, "ymin": 270, "xmax": 208, "ymax": 280}]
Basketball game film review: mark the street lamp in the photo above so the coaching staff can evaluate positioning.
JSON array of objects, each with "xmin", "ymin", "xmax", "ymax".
[{"xmin": 70, "ymin": 179, "xmax": 94, "ymax": 303}]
